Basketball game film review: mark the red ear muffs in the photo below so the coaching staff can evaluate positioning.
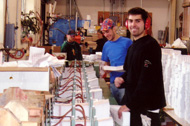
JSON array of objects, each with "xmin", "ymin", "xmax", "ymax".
[
  {"xmin": 125, "ymin": 20, "xmax": 128, "ymax": 29},
  {"xmin": 145, "ymin": 18, "xmax": 151, "ymax": 30},
  {"xmin": 125, "ymin": 18, "xmax": 151, "ymax": 30}
]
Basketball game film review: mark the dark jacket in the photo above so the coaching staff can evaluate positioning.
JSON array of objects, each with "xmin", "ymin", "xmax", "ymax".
[
  {"xmin": 95, "ymin": 37, "xmax": 107, "ymax": 52},
  {"xmin": 61, "ymin": 41, "xmax": 82, "ymax": 61},
  {"xmin": 121, "ymin": 35, "xmax": 166, "ymax": 111}
]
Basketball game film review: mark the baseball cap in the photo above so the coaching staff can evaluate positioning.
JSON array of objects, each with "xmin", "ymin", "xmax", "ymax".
[
  {"xmin": 101, "ymin": 18, "xmax": 116, "ymax": 31},
  {"xmin": 67, "ymin": 29, "xmax": 76, "ymax": 35}
]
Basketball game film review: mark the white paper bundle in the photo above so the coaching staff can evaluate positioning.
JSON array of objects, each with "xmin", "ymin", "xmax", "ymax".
[
  {"xmin": 29, "ymin": 47, "xmax": 45, "ymax": 65},
  {"xmin": 141, "ymin": 114, "xmax": 151, "ymax": 126},
  {"xmin": 53, "ymin": 99, "xmax": 110, "ymax": 119},
  {"xmin": 1, "ymin": 61, "xmax": 18, "ymax": 67},
  {"xmin": 172, "ymin": 38, "xmax": 187, "ymax": 48},
  {"xmin": 58, "ymin": 88, "xmax": 102, "ymax": 100},
  {"xmin": 162, "ymin": 51, "xmax": 190, "ymax": 123},
  {"xmin": 51, "ymin": 117, "xmax": 114, "ymax": 126},
  {"xmin": 110, "ymin": 105, "xmax": 130, "ymax": 126}
]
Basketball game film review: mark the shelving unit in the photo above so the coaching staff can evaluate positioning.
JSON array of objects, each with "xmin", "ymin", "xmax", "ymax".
[{"xmin": 163, "ymin": 109, "xmax": 190, "ymax": 126}]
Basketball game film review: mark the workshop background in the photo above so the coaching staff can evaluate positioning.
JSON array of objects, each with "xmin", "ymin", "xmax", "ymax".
[
  {"xmin": 0, "ymin": 0, "xmax": 190, "ymax": 126},
  {"xmin": 0, "ymin": 0, "xmax": 184, "ymax": 50}
]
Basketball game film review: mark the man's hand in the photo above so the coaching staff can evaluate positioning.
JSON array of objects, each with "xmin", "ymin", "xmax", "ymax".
[
  {"xmin": 118, "ymin": 105, "xmax": 130, "ymax": 119},
  {"xmin": 114, "ymin": 77, "xmax": 124, "ymax": 87}
]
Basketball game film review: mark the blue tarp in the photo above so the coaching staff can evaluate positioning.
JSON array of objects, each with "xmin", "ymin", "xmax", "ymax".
[{"xmin": 49, "ymin": 19, "xmax": 90, "ymax": 46}]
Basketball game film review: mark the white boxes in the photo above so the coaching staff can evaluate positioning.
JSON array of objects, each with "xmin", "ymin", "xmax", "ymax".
[{"xmin": 0, "ymin": 67, "xmax": 49, "ymax": 93}]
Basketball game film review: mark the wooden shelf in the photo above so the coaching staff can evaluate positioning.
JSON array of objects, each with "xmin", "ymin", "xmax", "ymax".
[
  {"xmin": 163, "ymin": 109, "xmax": 190, "ymax": 126},
  {"xmin": 0, "ymin": 67, "xmax": 48, "ymax": 72},
  {"xmin": 183, "ymin": 2, "xmax": 190, "ymax": 7}
]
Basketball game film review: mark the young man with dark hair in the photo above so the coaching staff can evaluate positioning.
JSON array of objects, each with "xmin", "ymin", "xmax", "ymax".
[
  {"xmin": 101, "ymin": 18, "xmax": 132, "ymax": 105},
  {"xmin": 114, "ymin": 7, "xmax": 166, "ymax": 125}
]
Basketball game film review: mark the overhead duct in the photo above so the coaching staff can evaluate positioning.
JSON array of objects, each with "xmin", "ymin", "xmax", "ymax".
[
  {"xmin": 73, "ymin": 0, "xmax": 82, "ymax": 20},
  {"xmin": 141, "ymin": 0, "xmax": 143, "ymax": 7},
  {"xmin": 121, "ymin": 0, "xmax": 125, "ymax": 26},
  {"xmin": 109, "ymin": 0, "xmax": 118, "ymax": 23},
  {"xmin": 110, "ymin": 0, "xmax": 115, "ymax": 16}
]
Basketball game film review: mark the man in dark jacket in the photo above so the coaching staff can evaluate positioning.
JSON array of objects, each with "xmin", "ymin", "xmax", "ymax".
[
  {"xmin": 61, "ymin": 29, "xmax": 82, "ymax": 61},
  {"xmin": 114, "ymin": 7, "xmax": 166, "ymax": 126}
]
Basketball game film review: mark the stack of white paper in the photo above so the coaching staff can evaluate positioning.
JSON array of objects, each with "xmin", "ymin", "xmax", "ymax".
[
  {"xmin": 162, "ymin": 49, "xmax": 190, "ymax": 123},
  {"xmin": 110, "ymin": 105, "xmax": 130, "ymax": 126}
]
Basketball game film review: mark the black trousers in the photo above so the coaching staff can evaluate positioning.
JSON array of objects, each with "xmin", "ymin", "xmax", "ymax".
[{"xmin": 130, "ymin": 110, "xmax": 161, "ymax": 126}]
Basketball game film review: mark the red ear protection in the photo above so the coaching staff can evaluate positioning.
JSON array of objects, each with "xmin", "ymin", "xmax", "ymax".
[
  {"xmin": 145, "ymin": 18, "xmax": 151, "ymax": 30},
  {"xmin": 125, "ymin": 18, "xmax": 151, "ymax": 30},
  {"xmin": 125, "ymin": 20, "xmax": 129, "ymax": 30}
]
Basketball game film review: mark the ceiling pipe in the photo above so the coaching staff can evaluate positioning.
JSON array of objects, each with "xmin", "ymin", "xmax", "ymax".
[
  {"xmin": 73, "ymin": 0, "xmax": 82, "ymax": 19},
  {"xmin": 103, "ymin": 0, "xmax": 105, "ymax": 19},
  {"xmin": 121, "ymin": 0, "xmax": 125, "ymax": 26},
  {"xmin": 70, "ymin": 0, "xmax": 72, "ymax": 18},
  {"xmin": 113, "ymin": 0, "xmax": 114, "ymax": 16},
  {"xmin": 110, "ymin": 0, "xmax": 112, "ymax": 16},
  {"xmin": 4, "ymin": 0, "xmax": 7, "ymax": 46}
]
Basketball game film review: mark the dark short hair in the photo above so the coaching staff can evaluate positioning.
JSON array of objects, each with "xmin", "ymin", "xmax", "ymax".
[
  {"xmin": 128, "ymin": 7, "xmax": 148, "ymax": 23},
  {"xmin": 97, "ymin": 29, "xmax": 106, "ymax": 39},
  {"xmin": 67, "ymin": 29, "xmax": 76, "ymax": 35},
  {"xmin": 97, "ymin": 29, "xmax": 103, "ymax": 35}
]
